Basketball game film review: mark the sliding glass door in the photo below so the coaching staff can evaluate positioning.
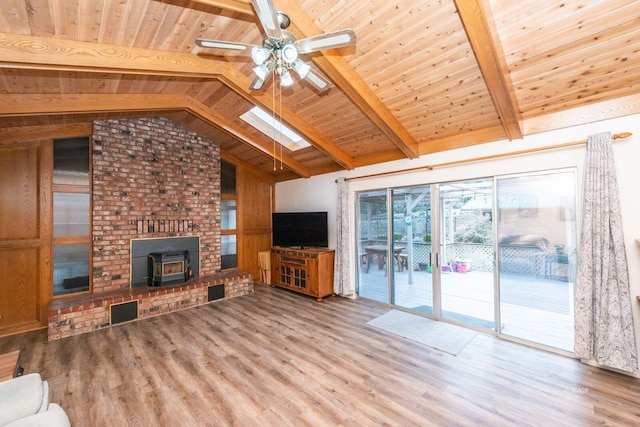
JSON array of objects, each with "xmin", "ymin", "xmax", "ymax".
[
  {"xmin": 496, "ymin": 170, "xmax": 577, "ymax": 351},
  {"xmin": 357, "ymin": 190, "xmax": 389, "ymax": 303},
  {"xmin": 355, "ymin": 169, "xmax": 577, "ymax": 352},
  {"xmin": 439, "ymin": 179, "xmax": 495, "ymax": 329},
  {"xmin": 391, "ymin": 186, "xmax": 433, "ymax": 312}
]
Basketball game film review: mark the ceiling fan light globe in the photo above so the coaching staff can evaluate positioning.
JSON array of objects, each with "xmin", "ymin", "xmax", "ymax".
[
  {"xmin": 294, "ymin": 60, "xmax": 311, "ymax": 79},
  {"xmin": 281, "ymin": 44, "xmax": 298, "ymax": 64},
  {"xmin": 251, "ymin": 47, "xmax": 270, "ymax": 65},
  {"xmin": 280, "ymin": 70, "xmax": 294, "ymax": 87},
  {"xmin": 253, "ymin": 63, "xmax": 270, "ymax": 81}
]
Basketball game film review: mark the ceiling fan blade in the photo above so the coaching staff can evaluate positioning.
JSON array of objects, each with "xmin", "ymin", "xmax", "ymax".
[
  {"xmin": 303, "ymin": 67, "xmax": 332, "ymax": 92},
  {"xmin": 251, "ymin": 0, "xmax": 282, "ymax": 39},
  {"xmin": 297, "ymin": 29, "xmax": 356, "ymax": 54},
  {"xmin": 195, "ymin": 38, "xmax": 259, "ymax": 53},
  {"xmin": 249, "ymin": 70, "xmax": 272, "ymax": 91}
]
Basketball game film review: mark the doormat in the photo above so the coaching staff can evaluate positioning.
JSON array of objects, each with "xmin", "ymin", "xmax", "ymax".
[{"xmin": 367, "ymin": 310, "xmax": 477, "ymax": 356}]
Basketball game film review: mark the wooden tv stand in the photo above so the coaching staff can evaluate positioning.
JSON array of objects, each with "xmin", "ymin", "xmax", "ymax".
[{"xmin": 270, "ymin": 247, "xmax": 335, "ymax": 301}]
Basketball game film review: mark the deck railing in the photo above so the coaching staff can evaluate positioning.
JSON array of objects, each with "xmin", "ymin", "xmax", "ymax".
[{"xmin": 359, "ymin": 240, "xmax": 558, "ymax": 277}]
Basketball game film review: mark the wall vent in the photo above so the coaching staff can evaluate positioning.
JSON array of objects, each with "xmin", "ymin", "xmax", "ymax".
[
  {"xmin": 208, "ymin": 284, "xmax": 225, "ymax": 302},
  {"xmin": 110, "ymin": 300, "xmax": 139, "ymax": 325}
]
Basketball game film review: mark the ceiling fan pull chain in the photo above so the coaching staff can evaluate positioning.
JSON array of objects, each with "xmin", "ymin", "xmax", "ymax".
[
  {"xmin": 279, "ymin": 81, "xmax": 284, "ymax": 170},
  {"xmin": 272, "ymin": 71, "xmax": 277, "ymax": 171}
]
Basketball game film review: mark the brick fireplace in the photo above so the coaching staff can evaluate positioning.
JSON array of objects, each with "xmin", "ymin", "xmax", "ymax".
[
  {"xmin": 48, "ymin": 117, "xmax": 253, "ymax": 340},
  {"xmin": 92, "ymin": 117, "xmax": 222, "ymax": 291}
]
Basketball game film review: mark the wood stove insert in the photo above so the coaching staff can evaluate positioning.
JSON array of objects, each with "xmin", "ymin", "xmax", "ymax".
[{"xmin": 148, "ymin": 250, "xmax": 191, "ymax": 286}]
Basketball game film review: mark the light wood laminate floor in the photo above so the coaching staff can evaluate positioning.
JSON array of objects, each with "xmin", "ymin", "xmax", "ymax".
[{"xmin": 1, "ymin": 284, "xmax": 639, "ymax": 426}]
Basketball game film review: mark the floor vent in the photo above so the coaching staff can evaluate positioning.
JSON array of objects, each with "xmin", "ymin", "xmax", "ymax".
[
  {"xmin": 208, "ymin": 284, "xmax": 225, "ymax": 302},
  {"xmin": 110, "ymin": 300, "xmax": 139, "ymax": 325}
]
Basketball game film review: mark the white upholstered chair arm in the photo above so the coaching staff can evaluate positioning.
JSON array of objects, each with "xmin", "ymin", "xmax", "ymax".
[{"xmin": 0, "ymin": 373, "xmax": 48, "ymax": 425}]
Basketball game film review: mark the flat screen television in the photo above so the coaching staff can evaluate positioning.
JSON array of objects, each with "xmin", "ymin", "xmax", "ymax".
[{"xmin": 272, "ymin": 212, "xmax": 328, "ymax": 248}]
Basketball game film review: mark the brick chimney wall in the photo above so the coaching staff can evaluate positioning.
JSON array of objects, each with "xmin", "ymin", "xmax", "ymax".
[{"xmin": 92, "ymin": 117, "xmax": 221, "ymax": 293}]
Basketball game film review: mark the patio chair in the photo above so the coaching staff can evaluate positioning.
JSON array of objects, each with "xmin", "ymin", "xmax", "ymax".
[
  {"xmin": 397, "ymin": 253, "xmax": 409, "ymax": 272},
  {"xmin": 361, "ymin": 253, "xmax": 370, "ymax": 271}
]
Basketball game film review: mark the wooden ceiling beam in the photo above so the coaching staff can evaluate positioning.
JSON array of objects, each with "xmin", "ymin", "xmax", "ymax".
[
  {"xmin": 220, "ymin": 149, "xmax": 276, "ymax": 184},
  {"xmin": 179, "ymin": 0, "xmax": 253, "ymax": 15},
  {"xmin": 184, "ymin": 97, "xmax": 311, "ymax": 177},
  {"xmin": 0, "ymin": 123, "xmax": 92, "ymax": 147},
  {"xmin": 0, "ymin": 32, "xmax": 231, "ymax": 78},
  {"xmin": 0, "ymin": 32, "xmax": 353, "ymax": 170},
  {"xmin": 274, "ymin": 0, "xmax": 420, "ymax": 159},
  {"xmin": 0, "ymin": 93, "xmax": 187, "ymax": 116},
  {"xmin": 0, "ymin": 93, "xmax": 311, "ymax": 178},
  {"xmin": 453, "ymin": 0, "xmax": 523, "ymax": 140},
  {"xmin": 418, "ymin": 126, "xmax": 508, "ymax": 155},
  {"xmin": 524, "ymin": 93, "xmax": 640, "ymax": 136}
]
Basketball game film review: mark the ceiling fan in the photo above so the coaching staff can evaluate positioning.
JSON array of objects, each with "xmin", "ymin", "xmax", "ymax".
[{"xmin": 195, "ymin": 0, "xmax": 356, "ymax": 92}]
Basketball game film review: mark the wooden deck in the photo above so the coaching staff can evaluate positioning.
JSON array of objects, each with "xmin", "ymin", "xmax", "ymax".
[{"xmin": 0, "ymin": 284, "xmax": 638, "ymax": 426}]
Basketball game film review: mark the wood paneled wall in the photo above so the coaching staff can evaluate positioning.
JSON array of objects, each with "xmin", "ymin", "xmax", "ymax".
[
  {"xmin": 233, "ymin": 160, "xmax": 273, "ymax": 280},
  {"xmin": 0, "ymin": 137, "xmax": 53, "ymax": 336},
  {"xmin": 1, "ymin": 121, "xmax": 274, "ymax": 337}
]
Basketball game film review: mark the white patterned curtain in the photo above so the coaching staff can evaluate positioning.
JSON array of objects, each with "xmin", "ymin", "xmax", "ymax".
[
  {"xmin": 334, "ymin": 177, "xmax": 354, "ymax": 296},
  {"xmin": 574, "ymin": 131, "xmax": 638, "ymax": 373}
]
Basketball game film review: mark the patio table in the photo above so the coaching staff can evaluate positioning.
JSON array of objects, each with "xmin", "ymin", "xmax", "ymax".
[{"xmin": 363, "ymin": 245, "xmax": 404, "ymax": 273}]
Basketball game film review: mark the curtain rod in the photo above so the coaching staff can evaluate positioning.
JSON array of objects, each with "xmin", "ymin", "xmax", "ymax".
[{"xmin": 336, "ymin": 132, "xmax": 632, "ymax": 183}]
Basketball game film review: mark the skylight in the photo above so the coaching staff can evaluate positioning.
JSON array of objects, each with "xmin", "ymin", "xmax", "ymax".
[{"xmin": 240, "ymin": 106, "xmax": 311, "ymax": 152}]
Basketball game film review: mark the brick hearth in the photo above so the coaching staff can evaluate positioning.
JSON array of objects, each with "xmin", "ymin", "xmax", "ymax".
[{"xmin": 48, "ymin": 270, "xmax": 254, "ymax": 340}]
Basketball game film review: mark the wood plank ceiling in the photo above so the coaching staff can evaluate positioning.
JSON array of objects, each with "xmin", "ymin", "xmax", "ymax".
[{"xmin": 0, "ymin": 0, "xmax": 638, "ymax": 181}]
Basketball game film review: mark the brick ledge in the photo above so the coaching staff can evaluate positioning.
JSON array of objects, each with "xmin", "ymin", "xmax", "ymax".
[{"xmin": 48, "ymin": 270, "xmax": 253, "ymax": 340}]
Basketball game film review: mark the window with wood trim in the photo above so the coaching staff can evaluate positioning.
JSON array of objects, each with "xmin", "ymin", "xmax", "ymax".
[
  {"xmin": 221, "ymin": 160, "xmax": 237, "ymax": 269},
  {"xmin": 52, "ymin": 137, "xmax": 91, "ymax": 296}
]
